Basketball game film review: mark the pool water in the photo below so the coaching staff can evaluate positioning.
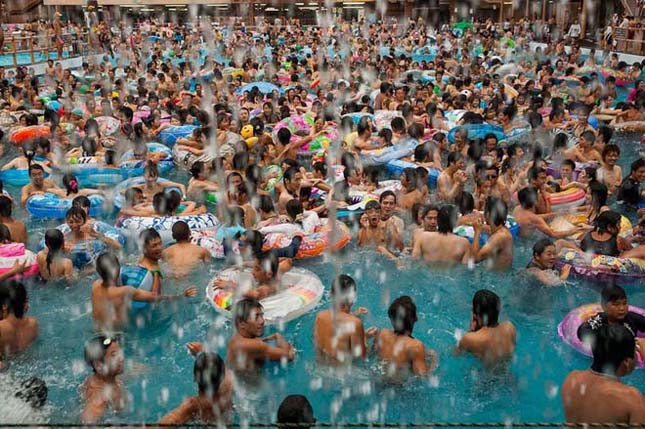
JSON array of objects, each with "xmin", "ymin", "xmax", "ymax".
[
  {"xmin": 0, "ymin": 52, "xmax": 70, "ymax": 68},
  {"xmin": 0, "ymin": 132, "xmax": 643, "ymax": 424}
]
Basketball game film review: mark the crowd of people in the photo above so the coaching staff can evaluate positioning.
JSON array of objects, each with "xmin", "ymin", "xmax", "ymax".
[{"xmin": 0, "ymin": 11, "xmax": 644, "ymax": 424}]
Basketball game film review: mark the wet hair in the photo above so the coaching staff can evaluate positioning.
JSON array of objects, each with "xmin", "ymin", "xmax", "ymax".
[
  {"xmin": 597, "ymin": 125, "xmax": 613, "ymax": 144},
  {"xmin": 588, "ymin": 181, "xmax": 608, "ymax": 212},
  {"xmin": 437, "ymin": 205, "xmax": 457, "ymax": 234},
  {"xmin": 601, "ymin": 143, "xmax": 620, "ymax": 160},
  {"xmin": 65, "ymin": 206, "xmax": 87, "ymax": 223},
  {"xmin": 81, "ymin": 136, "xmax": 97, "ymax": 157},
  {"xmin": 143, "ymin": 161, "xmax": 159, "ymax": 178},
  {"xmin": 171, "ymin": 220, "xmax": 191, "ymax": 242},
  {"xmin": 561, "ymin": 159, "xmax": 576, "ymax": 171},
  {"xmin": 517, "ymin": 186, "xmax": 538, "ymax": 210},
  {"xmin": 283, "ymin": 167, "xmax": 300, "ymax": 185},
  {"xmin": 594, "ymin": 210, "xmax": 621, "ymax": 234},
  {"xmin": 388, "ymin": 295, "xmax": 418, "ymax": 336},
  {"xmin": 96, "ymin": 252, "xmax": 120, "ymax": 284},
  {"xmin": 472, "ymin": 289, "xmax": 500, "ymax": 327},
  {"xmin": 84, "ymin": 334, "xmax": 119, "ymax": 373},
  {"xmin": 379, "ymin": 190, "xmax": 397, "ymax": 204},
  {"xmin": 391, "ymin": 117, "xmax": 406, "ymax": 133},
  {"xmin": 553, "ymin": 133, "xmax": 569, "ymax": 151},
  {"xmin": 590, "ymin": 325, "xmax": 636, "ymax": 375},
  {"xmin": 0, "ymin": 279, "xmax": 27, "ymax": 318},
  {"xmin": 28, "ymin": 163, "xmax": 45, "ymax": 176},
  {"xmin": 258, "ymin": 195, "xmax": 275, "ymax": 214},
  {"xmin": 152, "ymin": 192, "xmax": 170, "ymax": 215},
  {"xmin": 277, "ymin": 395, "xmax": 316, "ymax": 426},
  {"xmin": 190, "ymin": 161, "xmax": 205, "ymax": 179},
  {"xmin": 104, "ymin": 149, "xmax": 117, "ymax": 166},
  {"xmin": 194, "ymin": 352, "xmax": 225, "ymax": 396},
  {"xmin": 447, "ymin": 151, "xmax": 462, "ymax": 167},
  {"xmin": 414, "ymin": 143, "xmax": 431, "ymax": 163},
  {"xmin": 15, "ymin": 377, "xmax": 48, "ymax": 409},
  {"xmin": 44, "ymin": 229, "xmax": 65, "ymax": 276},
  {"xmin": 532, "ymin": 238, "xmax": 554, "ymax": 256},
  {"xmin": 277, "ymin": 127, "xmax": 292, "ymax": 145},
  {"xmin": 0, "ymin": 224, "xmax": 11, "ymax": 243},
  {"xmin": 457, "ymin": 192, "xmax": 475, "ymax": 215},
  {"xmin": 62, "ymin": 173, "xmax": 79, "ymax": 196},
  {"xmin": 286, "ymin": 199, "xmax": 303, "ymax": 220},
  {"xmin": 601, "ymin": 284, "xmax": 627, "ymax": 305},
  {"xmin": 330, "ymin": 274, "xmax": 357, "ymax": 306},
  {"xmin": 0, "ymin": 195, "xmax": 12, "ymax": 217},
  {"xmin": 484, "ymin": 197, "xmax": 507, "ymax": 227},
  {"xmin": 233, "ymin": 298, "xmax": 263, "ymax": 328},
  {"xmin": 312, "ymin": 162, "xmax": 327, "ymax": 177},
  {"xmin": 630, "ymin": 158, "xmax": 645, "ymax": 175},
  {"xmin": 580, "ymin": 130, "xmax": 596, "ymax": 144},
  {"xmin": 257, "ymin": 251, "xmax": 279, "ymax": 279},
  {"xmin": 140, "ymin": 228, "xmax": 162, "ymax": 249},
  {"xmin": 124, "ymin": 187, "xmax": 143, "ymax": 207}
]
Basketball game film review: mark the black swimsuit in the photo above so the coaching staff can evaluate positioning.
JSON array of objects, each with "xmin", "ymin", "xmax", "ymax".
[{"xmin": 580, "ymin": 232, "xmax": 620, "ymax": 257}]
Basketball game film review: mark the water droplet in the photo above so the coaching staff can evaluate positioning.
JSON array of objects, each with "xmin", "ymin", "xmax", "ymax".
[
  {"xmin": 544, "ymin": 381, "xmax": 558, "ymax": 399},
  {"xmin": 309, "ymin": 377, "xmax": 322, "ymax": 390},
  {"xmin": 160, "ymin": 387, "xmax": 169, "ymax": 404}
]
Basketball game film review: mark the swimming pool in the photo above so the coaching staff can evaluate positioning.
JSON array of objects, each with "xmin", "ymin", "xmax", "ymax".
[
  {"xmin": 0, "ymin": 132, "xmax": 643, "ymax": 424},
  {"xmin": 0, "ymin": 52, "xmax": 69, "ymax": 68}
]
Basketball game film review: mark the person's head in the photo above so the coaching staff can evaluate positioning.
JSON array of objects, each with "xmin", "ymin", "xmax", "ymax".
[
  {"xmin": 286, "ymin": 198, "xmax": 303, "ymax": 222},
  {"xmin": 190, "ymin": 161, "xmax": 207, "ymax": 180},
  {"xmin": 600, "ymin": 284, "xmax": 628, "ymax": 323},
  {"xmin": 422, "ymin": 204, "xmax": 439, "ymax": 232},
  {"xmin": 0, "ymin": 280, "xmax": 28, "ymax": 319},
  {"xmin": 594, "ymin": 210, "xmax": 621, "ymax": 236},
  {"xmin": 0, "ymin": 195, "xmax": 12, "ymax": 218},
  {"xmin": 379, "ymin": 191, "xmax": 397, "ymax": 219},
  {"xmin": 588, "ymin": 181, "xmax": 608, "ymax": 211},
  {"xmin": 532, "ymin": 238, "xmax": 556, "ymax": 269},
  {"xmin": 560, "ymin": 159, "xmax": 576, "ymax": 179},
  {"xmin": 171, "ymin": 220, "xmax": 191, "ymax": 242},
  {"xmin": 277, "ymin": 395, "xmax": 316, "ymax": 428},
  {"xmin": 629, "ymin": 158, "xmax": 645, "ymax": 182},
  {"xmin": 252, "ymin": 251, "xmax": 279, "ymax": 283},
  {"xmin": 84, "ymin": 334, "xmax": 125, "ymax": 377},
  {"xmin": 590, "ymin": 324, "xmax": 636, "ymax": 377},
  {"xmin": 283, "ymin": 167, "xmax": 302, "ymax": 193},
  {"xmin": 472, "ymin": 289, "xmax": 500, "ymax": 329},
  {"xmin": 233, "ymin": 298, "xmax": 265, "ymax": 337},
  {"xmin": 193, "ymin": 352, "xmax": 225, "ymax": 397},
  {"xmin": 331, "ymin": 274, "xmax": 357, "ymax": 308},
  {"xmin": 447, "ymin": 152, "xmax": 464, "ymax": 170},
  {"xmin": 65, "ymin": 206, "xmax": 87, "ymax": 232},
  {"xmin": 96, "ymin": 252, "xmax": 120, "ymax": 285},
  {"xmin": 15, "ymin": 377, "xmax": 48, "ymax": 409},
  {"xmin": 388, "ymin": 295, "xmax": 418, "ymax": 336},
  {"xmin": 143, "ymin": 161, "xmax": 159, "ymax": 184},
  {"xmin": 364, "ymin": 200, "xmax": 381, "ymax": 228},
  {"xmin": 484, "ymin": 197, "xmax": 507, "ymax": 227},
  {"xmin": 579, "ymin": 130, "xmax": 595, "ymax": 148},
  {"xmin": 62, "ymin": 173, "xmax": 79, "ymax": 196},
  {"xmin": 44, "ymin": 228, "xmax": 65, "ymax": 274},
  {"xmin": 124, "ymin": 187, "xmax": 144, "ymax": 208},
  {"xmin": 140, "ymin": 228, "xmax": 163, "ymax": 260},
  {"xmin": 437, "ymin": 204, "xmax": 457, "ymax": 234},
  {"xmin": 29, "ymin": 164, "xmax": 45, "ymax": 187},
  {"xmin": 528, "ymin": 166, "xmax": 547, "ymax": 187}
]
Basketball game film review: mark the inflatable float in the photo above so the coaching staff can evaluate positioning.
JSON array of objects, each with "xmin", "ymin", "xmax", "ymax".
[
  {"xmin": 385, "ymin": 159, "xmax": 440, "ymax": 188},
  {"xmin": 550, "ymin": 213, "xmax": 632, "ymax": 240},
  {"xmin": 120, "ymin": 265, "xmax": 155, "ymax": 310},
  {"xmin": 206, "ymin": 267, "xmax": 324, "ymax": 324},
  {"xmin": 453, "ymin": 216, "xmax": 521, "ymax": 245},
  {"xmin": 37, "ymin": 221, "xmax": 126, "ymax": 251},
  {"xmin": 261, "ymin": 220, "xmax": 352, "ymax": 259},
  {"xmin": 120, "ymin": 143, "xmax": 174, "ymax": 177},
  {"xmin": 272, "ymin": 115, "xmax": 338, "ymax": 155},
  {"xmin": 558, "ymin": 303, "xmax": 644, "ymax": 368},
  {"xmin": 546, "ymin": 188, "xmax": 587, "ymax": 212},
  {"xmin": 159, "ymin": 125, "xmax": 199, "ymax": 146},
  {"xmin": 0, "ymin": 243, "xmax": 39, "ymax": 279},
  {"xmin": 0, "ymin": 169, "xmax": 49, "ymax": 187},
  {"xmin": 116, "ymin": 213, "xmax": 219, "ymax": 245},
  {"xmin": 361, "ymin": 137, "xmax": 418, "ymax": 165},
  {"xmin": 556, "ymin": 249, "xmax": 645, "ymax": 283},
  {"xmin": 94, "ymin": 116, "xmax": 120, "ymax": 136},
  {"xmin": 26, "ymin": 193, "xmax": 105, "ymax": 219},
  {"xmin": 447, "ymin": 124, "xmax": 506, "ymax": 144},
  {"xmin": 112, "ymin": 177, "xmax": 181, "ymax": 210},
  {"xmin": 611, "ymin": 121, "xmax": 645, "ymax": 133},
  {"xmin": 8, "ymin": 125, "xmax": 51, "ymax": 146}
]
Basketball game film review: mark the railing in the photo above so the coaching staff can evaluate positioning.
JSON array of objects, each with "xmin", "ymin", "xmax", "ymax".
[{"xmin": 1, "ymin": 32, "xmax": 93, "ymax": 68}]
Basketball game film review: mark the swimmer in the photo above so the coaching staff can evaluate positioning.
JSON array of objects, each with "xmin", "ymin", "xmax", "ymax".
[
  {"xmin": 471, "ymin": 197, "xmax": 514, "ymax": 270},
  {"xmin": 0, "ymin": 195, "xmax": 27, "ymax": 244},
  {"xmin": 226, "ymin": 298, "xmax": 295, "ymax": 372},
  {"xmin": 436, "ymin": 152, "xmax": 468, "ymax": 203},
  {"xmin": 90, "ymin": 252, "xmax": 197, "ymax": 333},
  {"xmin": 564, "ymin": 130, "xmax": 602, "ymax": 163},
  {"xmin": 134, "ymin": 162, "xmax": 186, "ymax": 202},
  {"xmin": 525, "ymin": 238, "xmax": 571, "ymax": 286},
  {"xmin": 596, "ymin": 144, "xmax": 622, "ymax": 194},
  {"xmin": 277, "ymin": 395, "xmax": 316, "ymax": 428},
  {"xmin": 617, "ymin": 158, "xmax": 645, "ymax": 208},
  {"xmin": 358, "ymin": 200, "xmax": 403, "ymax": 260},
  {"xmin": 278, "ymin": 167, "xmax": 303, "ymax": 214},
  {"xmin": 412, "ymin": 205, "xmax": 471, "ymax": 265},
  {"xmin": 159, "ymin": 343, "xmax": 233, "ymax": 424},
  {"xmin": 513, "ymin": 187, "xmax": 582, "ymax": 238},
  {"xmin": 36, "ymin": 229, "xmax": 74, "ymax": 281},
  {"xmin": 20, "ymin": 164, "xmax": 61, "ymax": 208},
  {"xmin": 0, "ymin": 280, "xmax": 38, "ymax": 369},
  {"xmin": 379, "ymin": 191, "xmax": 405, "ymax": 237},
  {"xmin": 577, "ymin": 284, "xmax": 645, "ymax": 362},
  {"xmin": 162, "ymin": 221, "xmax": 212, "ymax": 278},
  {"xmin": 64, "ymin": 206, "xmax": 122, "ymax": 251},
  {"xmin": 313, "ymin": 274, "xmax": 374, "ymax": 363},
  {"xmin": 81, "ymin": 335, "xmax": 126, "ymax": 424},
  {"xmin": 213, "ymin": 252, "xmax": 280, "ymax": 300},
  {"xmin": 562, "ymin": 325, "xmax": 644, "ymax": 423},
  {"xmin": 373, "ymin": 296, "xmax": 437, "ymax": 377},
  {"xmin": 454, "ymin": 289, "xmax": 516, "ymax": 367}
]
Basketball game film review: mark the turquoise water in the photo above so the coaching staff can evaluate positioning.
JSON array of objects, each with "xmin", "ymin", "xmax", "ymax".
[
  {"xmin": 0, "ymin": 133, "xmax": 643, "ymax": 423},
  {"xmin": 0, "ymin": 52, "xmax": 69, "ymax": 67}
]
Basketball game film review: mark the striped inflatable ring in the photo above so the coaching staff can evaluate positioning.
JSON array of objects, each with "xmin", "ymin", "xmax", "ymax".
[
  {"xmin": 272, "ymin": 114, "xmax": 338, "ymax": 154},
  {"xmin": 116, "ymin": 213, "xmax": 219, "ymax": 245},
  {"xmin": 555, "ymin": 248, "xmax": 645, "ymax": 283},
  {"xmin": 26, "ymin": 193, "xmax": 106, "ymax": 219},
  {"xmin": 112, "ymin": 177, "xmax": 181, "ymax": 210},
  {"xmin": 0, "ymin": 243, "xmax": 39, "ymax": 279},
  {"xmin": 261, "ymin": 220, "xmax": 352, "ymax": 259},
  {"xmin": 546, "ymin": 188, "xmax": 587, "ymax": 212}
]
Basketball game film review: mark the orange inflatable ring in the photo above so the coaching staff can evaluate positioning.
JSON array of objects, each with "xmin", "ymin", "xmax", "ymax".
[
  {"xmin": 546, "ymin": 188, "xmax": 586, "ymax": 211},
  {"xmin": 262, "ymin": 220, "xmax": 351, "ymax": 259},
  {"xmin": 9, "ymin": 125, "xmax": 51, "ymax": 145}
]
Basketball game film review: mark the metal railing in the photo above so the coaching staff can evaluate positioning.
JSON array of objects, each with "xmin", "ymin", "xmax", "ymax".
[{"xmin": 1, "ymin": 32, "xmax": 92, "ymax": 68}]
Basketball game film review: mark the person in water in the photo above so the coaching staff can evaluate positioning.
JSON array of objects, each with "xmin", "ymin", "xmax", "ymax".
[
  {"xmin": 373, "ymin": 295, "xmax": 437, "ymax": 377},
  {"xmin": 0, "ymin": 280, "xmax": 39, "ymax": 370},
  {"xmin": 525, "ymin": 238, "xmax": 572, "ymax": 286},
  {"xmin": 0, "ymin": 195, "xmax": 27, "ymax": 244},
  {"xmin": 20, "ymin": 164, "xmax": 61, "ymax": 208},
  {"xmin": 412, "ymin": 204, "xmax": 471, "ymax": 265},
  {"xmin": 159, "ymin": 343, "xmax": 233, "ymax": 424},
  {"xmin": 314, "ymin": 274, "xmax": 373, "ymax": 363},
  {"xmin": 562, "ymin": 325, "xmax": 644, "ymax": 423},
  {"xmin": 90, "ymin": 252, "xmax": 197, "ymax": 333},
  {"xmin": 454, "ymin": 289, "xmax": 516, "ymax": 367},
  {"xmin": 81, "ymin": 335, "xmax": 126, "ymax": 424},
  {"xmin": 226, "ymin": 298, "xmax": 295, "ymax": 372},
  {"xmin": 471, "ymin": 197, "xmax": 514, "ymax": 270},
  {"xmin": 36, "ymin": 229, "xmax": 73, "ymax": 281},
  {"xmin": 513, "ymin": 187, "xmax": 582, "ymax": 239},
  {"xmin": 358, "ymin": 200, "xmax": 403, "ymax": 260},
  {"xmin": 213, "ymin": 252, "xmax": 281, "ymax": 300},
  {"xmin": 0, "ymin": 226, "xmax": 31, "ymax": 282},
  {"xmin": 162, "ymin": 221, "xmax": 212, "ymax": 278},
  {"xmin": 64, "ymin": 206, "xmax": 122, "ymax": 252},
  {"xmin": 277, "ymin": 395, "xmax": 316, "ymax": 428},
  {"xmin": 578, "ymin": 284, "xmax": 645, "ymax": 361}
]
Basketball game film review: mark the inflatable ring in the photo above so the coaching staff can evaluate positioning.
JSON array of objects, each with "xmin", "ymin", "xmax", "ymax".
[
  {"xmin": 132, "ymin": 110, "xmax": 151, "ymax": 125},
  {"xmin": 172, "ymin": 131, "xmax": 241, "ymax": 170},
  {"xmin": 453, "ymin": 216, "xmax": 520, "ymax": 245},
  {"xmin": 159, "ymin": 125, "xmax": 199, "ymax": 146},
  {"xmin": 112, "ymin": 177, "xmax": 181, "ymax": 210},
  {"xmin": 9, "ymin": 125, "xmax": 51, "ymax": 146},
  {"xmin": 335, "ymin": 180, "xmax": 403, "ymax": 218},
  {"xmin": 206, "ymin": 266, "xmax": 324, "ymax": 324},
  {"xmin": 361, "ymin": 137, "xmax": 419, "ymax": 166},
  {"xmin": 67, "ymin": 239, "xmax": 107, "ymax": 269},
  {"xmin": 374, "ymin": 110, "xmax": 403, "ymax": 131},
  {"xmin": 120, "ymin": 142, "xmax": 174, "ymax": 177},
  {"xmin": 546, "ymin": 188, "xmax": 587, "ymax": 212},
  {"xmin": 0, "ymin": 243, "xmax": 39, "ymax": 279},
  {"xmin": 385, "ymin": 159, "xmax": 440, "ymax": 188},
  {"xmin": 26, "ymin": 193, "xmax": 105, "ymax": 219},
  {"xmin": 556, "ymin": 249, "xmax": 645, "ymax": 283},
  {"xmin": 550, "ymin": 214, "xmax": 632, "ymax": 240},
  {"xmin": 558, "ymin": 303, "xmax": 644, "ymax": 368},
  {"xmin": 0, "ymin": 169, "xmax": 50, "ymax": 187},
  {"xmin": 447, "ymin": 124, "xmax": 506, "ymax": 144},
  {"xmin": 37, "ymin": 220, "xmax": 126, "ymax": 252},
  {"xmin": 120, "ymin": 265, "xmax": 154, "ymax": 310},
  {"xmin": 272, "ymin": 114, "xmax": 338, "ymax": 155},
  {"xmin": 261, "ymin": 220, "xmax": 352, "ymax": 259},
  {"xmin": 116, "ymin": 213, "xmax": 219, "ymax": 245},
  {"xmin": 95, "ymin": 116, "xmax": 120, "ymax": 136}
]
